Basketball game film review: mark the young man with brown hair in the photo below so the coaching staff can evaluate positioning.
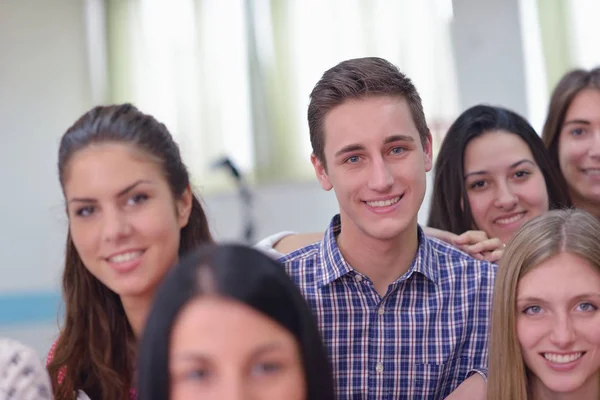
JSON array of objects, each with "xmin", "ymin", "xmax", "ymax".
[{"xmin": 280, "ymin": 57, "xmax": 495, "ymax": 399}]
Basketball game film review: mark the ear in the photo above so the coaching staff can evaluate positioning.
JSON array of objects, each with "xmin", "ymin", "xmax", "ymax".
[
  {"xmin": 423, "ymin": 131, "xmax": 433, "ymax": 172},
  {"xmin": 311, "ymin": 153, "xmax": 333, "ymax": 191},
  {"xmin": 176, "ymin": 185, "xmax": 193, "ymax": 228}
]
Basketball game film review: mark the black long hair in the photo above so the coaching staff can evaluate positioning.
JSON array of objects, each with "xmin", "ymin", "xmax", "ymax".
[
  {"xmin": 137, "ymin": 243, "xmax": 335, "ymax": 400},
  {"xmin": 427, "ymin": 104, "xmax": 571, "ymax": 235}
]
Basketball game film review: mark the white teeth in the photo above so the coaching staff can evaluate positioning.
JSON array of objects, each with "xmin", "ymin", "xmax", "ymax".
[
  {"xmin": 543, "ymin": 352, "xmax": 583, "ymax": 364},
  {"xmin": 108, "ymin": 251, "xmax": 142, "ymax": 263},
  {"xmin": 495, "ymin": 213, "xmax": 525, "ymax": 225},
  {"xmin": 366, "ymin": 196, "xmax": 400, "ymax": 207},
  {"xmin": 584, "ymin": 169, "xmax": 600, "ymax": 175}
]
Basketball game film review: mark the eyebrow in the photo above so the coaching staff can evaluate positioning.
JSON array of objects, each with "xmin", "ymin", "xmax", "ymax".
[
  {"xmin": 68, "ymin": 179, "xmax": 152, "ymax": 204},
  {"xmin": 334, "ymin": 134, "xmax": 415, "ymax": 158},
  {"xmin": 172, "ymin": 343, "xmax": 284, "ymax": 363},
  {"xmin": 517, "ymin": 293, "xmax": 600, "ymax": 304},
  {"xmin": 464, "ymin": 159, "xmax": 536, "ymax": 179},
  {"xmin": 563, "ymin": 119, "xmax": 591, "ymax": 127}
]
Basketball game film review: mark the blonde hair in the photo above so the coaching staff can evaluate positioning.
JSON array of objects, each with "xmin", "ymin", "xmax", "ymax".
[{"xmin": 487, "ymin": 209, "xmax": 600, "ymax": 400}]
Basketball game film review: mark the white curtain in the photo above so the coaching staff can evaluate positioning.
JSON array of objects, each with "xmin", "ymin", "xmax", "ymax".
[{"xmin": 104, "ymin": 0, "xmax": 460, "ymax": 192}]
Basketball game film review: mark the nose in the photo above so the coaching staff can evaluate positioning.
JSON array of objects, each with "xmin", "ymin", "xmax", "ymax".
[
  {"xmin": 367, "ymin": 157, "xmax": 394, "ymax": 191},
  {"xmin": 588, "ymin": 131, "xmax": 600, "ymax": 159},
  {"xmin": 101, "ymin": 208, "xmax": 131, "ymax": 243},
  {"xmin": 549, "ymin": 314, "xmax": 576, "ymax": 348},
  {"xmin": 218, "ymin": 379, "xmax": 246, "ymax": 400},
  {"xmin": 493, "ymin": 181, "xmax": 518, "ymax": 209}
]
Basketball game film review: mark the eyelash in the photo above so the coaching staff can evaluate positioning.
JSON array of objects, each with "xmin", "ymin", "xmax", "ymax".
[
  {"xmin": 74, "ymin": 193, "xmax": 149, "ymax": 217},
  {"xmin": 577, "ymin": 302, "xmax": 598, "ymax": 312},
  {"xmin": 522, "ymin": 302, "xmax": 598, "ymax": 315},
  {"xmin": 252, "ymin": 361, "xmax": 283, "ymax": 376},
  {"xmin": 522, "ymin": 305, "xmax": 542, "ymax": 315},
  {"xmin": 570, "ymin": 127, "xmax": 585, "ymax": 136},
  {"xmin": 343, "ymin": 147, "xmax": 406, "ymax": 164},
  {"xmin": 467, "ymin": 170, "xmax": 531, "ymax": 190}
]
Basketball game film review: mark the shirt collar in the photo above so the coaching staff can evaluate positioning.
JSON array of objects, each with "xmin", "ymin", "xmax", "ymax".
[{"xmin": 316, "ymin": 214, "xmax": 439, "ymax": 288}]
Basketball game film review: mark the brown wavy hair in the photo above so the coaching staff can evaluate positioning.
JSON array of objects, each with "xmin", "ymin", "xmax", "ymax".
[{"xmin": 47, "ymin": 104, "xmax": 213, "ymax": 399}]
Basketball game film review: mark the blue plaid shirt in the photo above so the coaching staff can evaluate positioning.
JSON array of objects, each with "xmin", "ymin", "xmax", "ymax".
[{"xmin": 279, "ymin": 215, "xmax": 496, "ymax": 399}]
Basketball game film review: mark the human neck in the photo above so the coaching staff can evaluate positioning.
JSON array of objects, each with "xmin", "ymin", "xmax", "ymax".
[
  {"xmin": 336, "ymin": 218, "xmax": 419, "ymax": 297},
  {"xmin": 530, "ymin": 373, "xmax": 600, "ymax": 400},
  {"xmin": 120, "ymin": 293, "xmax": 153, "ymax": 339},
  {"xmin": 572, "ymin": 192, "xmax": 600, "ymax": 220}
]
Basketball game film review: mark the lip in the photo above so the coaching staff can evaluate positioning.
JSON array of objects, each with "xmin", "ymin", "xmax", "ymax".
[
  {"xmin": 362, "ymin": 194, "xmax": 404, "ymax": 214},
  {"xmin": 579, "ymin": 167, "xmax": 600, "ymax": 178},
  {"xmin": 493, "ymin": 211, "xmax": 527, "ymax": 226},
  {"xmin": 104, "ymin": 249, "xmax": 145, "ymax": 273},
  {"xmin": 540, "ymin": 352, "xmax": 586, "ymax": 372}
]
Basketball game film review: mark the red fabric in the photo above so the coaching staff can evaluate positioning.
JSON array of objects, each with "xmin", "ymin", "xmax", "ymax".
[{"xmin": 46, "ymin": 340, "xmax": 137, "ymax": 399}]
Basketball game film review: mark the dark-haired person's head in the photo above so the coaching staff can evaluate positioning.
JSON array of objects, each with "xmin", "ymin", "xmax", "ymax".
[
  {"xmin": 428, "ymin": 104, "xmax": 570, "ymax": 244},
  {"xmin": 138, "ymin": 243, "xmax": 335, "ymax": 400},
  {"xmin": 48, "ymin": 103, "xmax": 213, "ymax": 399}
]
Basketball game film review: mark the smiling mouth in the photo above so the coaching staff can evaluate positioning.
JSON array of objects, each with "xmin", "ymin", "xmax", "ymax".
[
  {"xmin": 107, "ymin": 250, "xmax": 144, "ymax": 263},
  {"xmin": 542, "ymin": 352, "xmax": 584, "ymax": 364},
  {"xmin": 364, "ymin": 195, "xmax": 402, "ymax": 208},
  {"xmin": 494, "ymin": 211, "xmax": 526, "ymax": 226},
  {"xmin": 581, "ymin": 168, "xmax": 600, "ymax": 176}
]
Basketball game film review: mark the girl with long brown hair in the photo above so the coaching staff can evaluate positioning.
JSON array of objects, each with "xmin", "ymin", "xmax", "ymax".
[
  {"xmin": 46, "ymin": 104, "xmax": 213, "ymax": 399},
  {"xmin": 542, "ymin": 67, "xmax": 600, "ymax": 219}
]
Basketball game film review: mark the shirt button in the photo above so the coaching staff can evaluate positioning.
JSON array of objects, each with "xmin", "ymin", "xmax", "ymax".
[
  {"xmin": 354, "ymin": 274, "xmax": 363, "ymax": 282},
  {"xmin": 378, "ymin": 306, "xmax": 385, "ymax": 315},
  {"xmin": 376, "ymin": 362, "xmax": 384, "ymax": 373}
]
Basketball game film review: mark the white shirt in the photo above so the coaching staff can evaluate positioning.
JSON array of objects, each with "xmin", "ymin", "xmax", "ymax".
[{"xmin": 0, "ymin": 338, "xmax": 52, "ymax": 400}]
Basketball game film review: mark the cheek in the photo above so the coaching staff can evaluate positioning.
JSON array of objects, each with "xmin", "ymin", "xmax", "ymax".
[
  {"xmin": 466, "ymin": 193, "xmax": 489, "ymax": 227},
  {"xmin": 516, "ymin": 318, "xmax": 538, "ymax": 351},
  {"xmin": 558, "ymin": 137, "xmax": 586, "ymax": 170},
  {"xmin": 524, "ymin": 178, "xmax": 550, "ymax": 211},
  {"xmin": 69, "ymin": 220, "xmax": 97, "ymax": 258}
]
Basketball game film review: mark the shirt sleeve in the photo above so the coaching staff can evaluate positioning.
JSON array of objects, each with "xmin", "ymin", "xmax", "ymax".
[
  {"xmin": 463, "ymin": 262, "xmax": 496, "ymax": 382},
  {"xmin": 0, "ymin": 338, "xmax": 52, "ymax": 400}
]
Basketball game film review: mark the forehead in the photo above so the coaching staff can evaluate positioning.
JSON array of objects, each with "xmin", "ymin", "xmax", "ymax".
[
  {"xmin": 464, "ymin": 131, "xmax": 534, "ymax": 172},
  {"xmin": 322, "ymin": 95, "xmax": 420, "ymax": 152},
  {"xmin": 518, "ymin": 252, "xmax": 600, "ymax": 298},
  {"xmin": 170, "ymin": 297, "xmax": 295, "ymax": 349},
  {"xmin": 63, "ymin": 143, "xmax": 164, "ymax": 196},
  {"xmin": 566, "ymin": 88, "xmax": 600, "ymax": 120}
]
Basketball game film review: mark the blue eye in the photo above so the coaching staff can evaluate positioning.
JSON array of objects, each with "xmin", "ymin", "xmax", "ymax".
[
  {"xmin": 523, "ymin": 305, "xmax": 543, "ymax": 315},
  {"xmin": 346, "ymin": 155, "xmax": 360, "ymax": 164},
  {"xmin": 390, "ymin": 147, "xmax": 405, "ymax": 155},
  {"xmin": 571, "ymin": 128, "xmax": 585, "ymax": 136},
  {"xmin": 577, "ymin": 302, "xmax": 597, "ymax": 312}
]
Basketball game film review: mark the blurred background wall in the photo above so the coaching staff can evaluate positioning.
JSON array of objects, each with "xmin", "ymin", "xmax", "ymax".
[{"xmin": 1, "ymin": 0, "xmax": 599, "ymax": 356}]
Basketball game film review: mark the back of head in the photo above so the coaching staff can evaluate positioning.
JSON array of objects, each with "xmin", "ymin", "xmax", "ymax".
[
  {"xmin": 427, "ymin": 104, "xmax": 570, "ymax": 235},
  {"xmin": 542, "ymin": 67, "xmax": 600, "ymax": 169},
  {"xmin": 138, "ymin": 243, "xmax": 335, "ymax": 400},
  {"xmin": 49, "ymin": 104, "xmax": 213, "ymax": 399},
  {"xmin": 488, "ymin": 208, "xmax": 600, "ymax": 399},
  {"xmin": 307, "ymin": 57, "xmax": 429, "ymax": 166}
]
